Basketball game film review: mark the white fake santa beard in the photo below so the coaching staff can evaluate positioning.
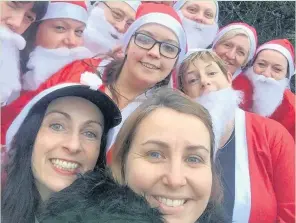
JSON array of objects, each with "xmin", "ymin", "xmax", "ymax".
[
  {"xmin": 245, "ymin": 67, "xmax": 288, "ymax": 117},
  {"xmin": 22, "ymin": 46, "xmax": 93, "ymax": 91},
  {"xmin": 83, "ymin": 6, "xmax": 123, "ymax": 56},
  {"xmin": 195, "ymin": 87, "xmax": 242, "ymax": 152},
  {"xmin": 0, "ymin": 26, "xmax": 26, "ymax": 105},
  {"xmin": 178, "ymin": 12, "xmax": 218, "ymax": 49}
]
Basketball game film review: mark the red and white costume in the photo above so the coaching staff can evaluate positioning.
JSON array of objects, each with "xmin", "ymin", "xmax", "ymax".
[
  {"xmin": 232, "ymin": 109, "xmax": 295, "ymax": 222},
  {"xmin": 1, "ymin": 58, "xmax": 105, "ymax": 145},
  {"xmin": 212, "ymin": 23, "xmax": 258, "ymax": 111},
  {"xmin": 21, "ymin": 1, "xmax": 91, "ymax": 91},
  {"xmin": 245, "ymin": 39, "xmax": 295, "ymax": 139},
  {"xmin": 173, "ymin": 0, "xmax": 219, "ymax": 50},
  {"xmin": 1, "ymin": 3, "xmax": 187, "ymax": 166},
  {"xmin": 102, "ymin": 3, "xmax": 187, "ymax": 163},
  {"xmin": 0, "ymin": 26, "xmax": 26, "ymax": 106},
  {"xmin": 196, "ymin": 87, "xmax": 295, "ymax": 222},
  {"xmin": 83, "ymin": 1, "xmax": 141, "ymax": 56},
  {"xmin": 1, "ymin": 0, "xmax": 93, "ymax": 141}
]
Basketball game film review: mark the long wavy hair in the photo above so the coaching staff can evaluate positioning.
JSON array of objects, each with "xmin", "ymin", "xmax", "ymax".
[
  {"xmin": 1, "ymin": 98, "xmax": 108, "ymax": 223},
  {"xmin": 97, "ymin": 56, "xmax": 174, "ymax": 104}
]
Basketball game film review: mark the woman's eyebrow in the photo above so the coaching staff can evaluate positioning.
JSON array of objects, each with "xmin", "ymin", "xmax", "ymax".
[
  {"xmin": 83, "ymin": 120, "xmax": 103, "ymax": 128},
  {"xmin": 45, "ymin": 110, "xmax": 71, "ymax": 120},
  {"xmin": 138, "ymin": 30, "xmax": 179, "ymax": 45}
]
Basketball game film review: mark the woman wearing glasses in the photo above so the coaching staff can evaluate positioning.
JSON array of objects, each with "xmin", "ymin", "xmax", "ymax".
[
  {"xmin": 1, "ymin": 3, "xmax": 187, "ymax": 164},
  {"xmin": 84, "ymin": 1, "xmax": 141, "ymax": 56}
]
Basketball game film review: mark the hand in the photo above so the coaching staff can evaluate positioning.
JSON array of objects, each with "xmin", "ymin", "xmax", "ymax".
[
  {"xmin": 94, "ymin": 45, "xmax": 124, "ymax": 60},
  {"xmin": 104, "ymin": 45, "xmax": 124, "ymax": 60}
]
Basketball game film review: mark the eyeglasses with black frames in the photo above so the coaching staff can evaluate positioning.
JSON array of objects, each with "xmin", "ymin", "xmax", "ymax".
[{"xmin": 133, "ymin": 32, "xmax": 181, "ymax": 59}]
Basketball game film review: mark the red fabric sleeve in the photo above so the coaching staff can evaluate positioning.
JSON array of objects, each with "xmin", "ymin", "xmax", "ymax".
[
  {"xmin": 232, "ymin": 74, "xmax": 253, "ymax": 111},
  {"xmin": 270, "ymin": 90, "xmax": 295, "ymax": 140},
  {"xmin": 269, "ymin": 120, "xmax": 295, "ymax": 222}
]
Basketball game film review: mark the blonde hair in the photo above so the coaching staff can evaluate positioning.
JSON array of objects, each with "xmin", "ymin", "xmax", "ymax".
[
  {"xmin": 214, "ymin": 28, "xmax": 251, "ymax": 66},
  {"xmin": 177, "ymin": 50, "xmax": 229, "ymax": 91}
]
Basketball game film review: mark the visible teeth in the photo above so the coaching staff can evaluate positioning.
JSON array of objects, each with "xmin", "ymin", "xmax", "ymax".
[
  {"xmin": 157, "ymin": 197, "xmax": 185, "ymax": 207},
  {"xmin": 141, "ymin": 62, "xmax": 158, "ymax": 70},
  {"xmin": 51, "ymin": 159, "xmax": 79, "ymax": 171}
]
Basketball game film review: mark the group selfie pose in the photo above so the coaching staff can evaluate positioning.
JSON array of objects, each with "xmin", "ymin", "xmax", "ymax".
[{"xmin": 1, "ymin": 1, "xmax": 295, "ymax": 223}]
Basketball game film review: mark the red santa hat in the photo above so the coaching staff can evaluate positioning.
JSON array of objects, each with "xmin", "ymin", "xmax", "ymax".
[
  {"xmin": 122, "ymin": 3, "xmax": 187, "ymax": 89},
  {"xmin": 212, "ymin": 22, "xmax": 258, "ymax": 63},
  {"xmin": 41, "ymin": 1, "xmax": 88, "ymax": 24},
  {"xmin": 173, "ymin": 0, "xmax": 219, "ymax": 23},
  {"xmin": 123, "ymin": 3, "xmax": 187, "ymax": 63},
  {"xmin": 256, "ymin": 39, "xmax": 295, "ymax": 79}
]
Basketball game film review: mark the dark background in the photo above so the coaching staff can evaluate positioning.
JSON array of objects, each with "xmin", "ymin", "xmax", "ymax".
[{"xmin": 219, "ymin": 1, "xmax": 295, "ymax": 46}]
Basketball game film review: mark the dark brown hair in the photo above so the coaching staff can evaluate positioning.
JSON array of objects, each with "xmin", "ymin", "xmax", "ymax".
[{"xmin": 97, "ymin": 56, "xmax": 172, "ymax": 105}]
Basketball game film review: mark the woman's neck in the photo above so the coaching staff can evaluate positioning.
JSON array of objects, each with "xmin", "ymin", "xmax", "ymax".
[
  {"xmin": 36, "ymin": 181, "xmax": 53, "ymax": 202},
  {"xmin": 107, "ymin": 67, "xmax": 150, "ymax": 109}
]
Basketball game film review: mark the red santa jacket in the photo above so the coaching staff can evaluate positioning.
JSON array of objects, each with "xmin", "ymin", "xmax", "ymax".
[
  {"xmin": 233, "ymin": 109, "xmax": 294, "ymax": 223},
  {"xmin": 1, "ymin": 58, "xmax": 103, "ymax": 145},
  {"xmin": 269, "ymin": 89, "xmax": 295, "ymax": 139},
  {"xmin": 232, "ymin": 73, "xmax": 253, "ymax": 111}
]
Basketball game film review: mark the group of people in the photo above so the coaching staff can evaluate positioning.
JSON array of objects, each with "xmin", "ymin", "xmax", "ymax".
[{"xmin": 0, "ymin": 1, "xmax": 295, "ymax": 223}]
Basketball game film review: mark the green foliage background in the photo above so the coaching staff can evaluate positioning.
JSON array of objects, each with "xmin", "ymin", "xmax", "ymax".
[{"xmin": 219, "ymin": 1, "xmax": 295, "ymax": 46}]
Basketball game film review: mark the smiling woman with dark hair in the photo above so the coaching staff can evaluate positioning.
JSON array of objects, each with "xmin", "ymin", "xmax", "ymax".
[{"xmin": 1, "ymin": 82, "xmax": 121, "ymax": 223}]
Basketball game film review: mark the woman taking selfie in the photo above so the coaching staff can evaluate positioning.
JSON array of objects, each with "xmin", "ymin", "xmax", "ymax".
[{"xmin": 111, "ymin": 88, "xmax": 226, "ymax": 223}]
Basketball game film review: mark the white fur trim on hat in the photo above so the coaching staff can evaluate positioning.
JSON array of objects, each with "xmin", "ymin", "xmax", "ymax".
[
  {"xmin": 41, "ymin": 2, "xmax": 88, "ymax": 24},
  {"xmin": 173, "ymin": 0, "xmax": 219, "ymax": 22},
  {"xmin": 122, "ymin": 12, "xmax": 187, "ymax": 64},
  {"xmin": 212, "ymin": 24, "xmax": 256, "ymax": 62},
  {"xmin": 256, "ymin": 44, "xmax": 295, "ymax": 79}
]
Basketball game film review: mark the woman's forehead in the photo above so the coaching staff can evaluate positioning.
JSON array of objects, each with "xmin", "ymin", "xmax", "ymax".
[
  {"xmin": 184, "ymin": 1, "xmax": 217, "ymax": 11},
  {"xmin": 137, "ymin": 24, "xmax": 179, "ymax": 44}
]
